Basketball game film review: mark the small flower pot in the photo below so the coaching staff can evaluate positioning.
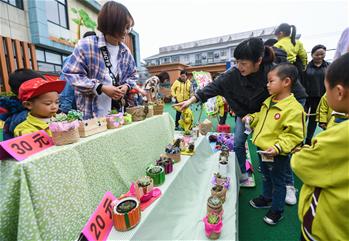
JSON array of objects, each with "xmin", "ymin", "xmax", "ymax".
[
  {"xmin": 207, "ymin": 196, "xmax": 223, "ymax": 215},
  {"xmin": 78, "ymin": 118, "xmax": 107, "ymax": 137},
  {"xmin": 156, "ymin": 156, "xmax": 173, "ymax": 174},
  {"xmin": 146, "ymin": 165, "xmax": 165, "ymax": 186},
  {"xmin": 113, "ymin": 197, "xmax": 141, "ymax": 232},
  {"xmin": 126, "ymin": 106, "xmax": 146, "ymax": 121},
  {"xmin": 135, "ymin": 176, "xmax": 154, "ymax": 203},
  {"xmin": 203, "ymin": 212, "xmax": 223, "ymax": 240},
  {"xmin": 49, "ymin": 120, "xmax": 80, "ymax": 146},
  {"xmin": 153, "ymin": 103, "xmax": 164, "ymax": 115},
  {"xmin": 106, "ymin": 113, "xmax": 124, "ymax": 129},
  {"xmin": 211, "ymin": 184, "xmax": 227, "ymax": 203},
  {"xmin": 165, "ymin": 143, "xmax": 181, "ymax": 162}
]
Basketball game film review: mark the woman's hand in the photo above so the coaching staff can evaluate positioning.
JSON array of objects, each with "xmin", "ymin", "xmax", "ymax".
[
  {"xmin": 102, "ymin": 85, "xmax": 125, "ymax": 100},
  {"xmin": 173, "ymin": 96, "xmax": 197, "ymax": 111}
]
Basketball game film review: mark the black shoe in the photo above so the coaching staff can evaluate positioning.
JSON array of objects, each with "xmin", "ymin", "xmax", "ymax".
[
  {"xmin": 263, "ymin": 209, "xmax": 284, "ymax": 225},
  {"xmin": 305, "ymin": 138, "xmax": 312, "ymax": 145},
  {"xmin": 249, "ymin": 196, "xmax": 272, "ymax": 209}
]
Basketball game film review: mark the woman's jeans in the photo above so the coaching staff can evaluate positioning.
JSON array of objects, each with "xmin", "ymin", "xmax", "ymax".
[
  {"xmin": 233, "ymin": 117, "xmax": 248, "ymax": 174},
  {"xmin": 260, "ymin": 154, "xmax": 289, "ymax": 212}
]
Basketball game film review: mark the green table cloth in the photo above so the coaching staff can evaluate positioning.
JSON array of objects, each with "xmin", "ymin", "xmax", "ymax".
[{"xmin": 0, "ymin": 114, "xmax": 174, "ymax": 241}]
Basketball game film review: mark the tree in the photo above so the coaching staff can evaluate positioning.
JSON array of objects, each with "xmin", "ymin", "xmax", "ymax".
[{"xmin": 71, "ymin": 8, "xmax": 97, "ymax": 40}]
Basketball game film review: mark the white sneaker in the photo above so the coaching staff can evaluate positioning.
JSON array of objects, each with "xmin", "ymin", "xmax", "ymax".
[
  {"xmin": 285, "ymin": 185, "xmax": 297, "ymax": 205},
  {"xmin": 239, "ymin": 173, "xmax": 249, "ymax": 183}
]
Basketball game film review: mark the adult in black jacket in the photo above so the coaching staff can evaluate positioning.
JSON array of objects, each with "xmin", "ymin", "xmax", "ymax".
[
  {"xmin": 175, "ymin": 38, "xmax": 275, "ymax": 187},
  {"xmin": 304, "ymin": 44, "xmax": 330, "ymax": 144}
]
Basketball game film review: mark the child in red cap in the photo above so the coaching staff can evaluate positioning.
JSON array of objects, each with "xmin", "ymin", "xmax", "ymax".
[{"xmin": 14, "ymin": 77, "xmax": 66, "ymax": 137}]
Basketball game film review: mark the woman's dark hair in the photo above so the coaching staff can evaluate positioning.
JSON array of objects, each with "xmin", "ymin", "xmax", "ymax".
[
  {"xmin": 326, "ymin": 52, "xmax": 349, "ymax": 88},
  {"xmin": 180, "ymin": 70, "xmax": 187, "ymax": 75},
  {"xmin": 97, "ymin": 1, "xmax": 134, "ymax": 37},
  {"xmin": 271, "ymin": 63, "xmax": 298, "ymax": 86},
  {"xmin": 264, "ymin": 38, "xmax": 278, "ymax": 47},
  {"xmin": 9, "ymin": 68, "xmax": 46, "ymax": 95},
  {"xmin": 157, "ymin": 71, "xmax": 169, "ymax": 83},
  {"xmin": 311, "ymin": 44, "xmax": 326, "ymax": 55},
  {"xmin": 275, "ymin": 23, "xmax": 297, "ymax": 46},
  {"xmin": 234, "ymin": 37, "xmax": 275, "ymax": 64}
]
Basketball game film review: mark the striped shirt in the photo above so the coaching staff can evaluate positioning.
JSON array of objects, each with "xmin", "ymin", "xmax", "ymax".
[{"xmin": 62, "ymin": 33, "xmax": 137, "ymax": 119}]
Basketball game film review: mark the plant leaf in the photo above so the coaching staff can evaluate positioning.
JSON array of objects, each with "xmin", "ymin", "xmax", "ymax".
[{"xmin": 71, "ymin": 7, "xmax": 77, "ymax": 14}]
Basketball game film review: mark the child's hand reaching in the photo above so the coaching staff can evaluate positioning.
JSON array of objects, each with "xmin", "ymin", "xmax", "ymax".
[{"xmin": 264, "ymin": 147, "xmax": 278, "ymax": 158}]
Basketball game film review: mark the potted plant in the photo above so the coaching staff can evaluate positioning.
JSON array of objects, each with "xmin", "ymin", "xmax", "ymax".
[
  {"xmin": 144, "ymin": 103, "xmax": 154, "ymax": 118},
  {"xmin": 199, "ymin": 118, "xmax": 212, "ymax": 135},
  {"xmin": 123, "ymin": 112, "xmax": 132, "ymax": 124},
  {"xmin": 203, "ymin": 212, "xmax": 223, "ymax": 240},
  {"xmin": 152, "ymin": 100, "xmax": 164, "ymax": 115},
  {"xmin": 113, "ymin": 197, "xmax": 141, "ymax": 232},
  {"xmin": 156, "ymin": 155, "xmax": 173, "ymax": 174},
  {"xmin": 146, "ymin": 165, "xmax": 165, "ymax": 186},
  {"xmin": 212, "ymin": 173, "xmax": 230, "ymax": 190},
  {"xmin": 218, "ymin": 159, "xmax": 229, "ymax": 177},
  {"xmin": 207, "ymin": 196, "xmax": 223, "ymax": 215},
  {"xmin": 126, "ymin": 106, "xmax": 146, "ymax": 121},
  {"xmin": 165, "ymin": 139, "xmax": 181, "ymax": 162},
  {"xmin": 220, "ymin": 145, "xmax": 230, "ymax": 159},
  {"xmin": 135, "ymin": 176, "xmax": 154, "ymax": 203},
  {"xmin": 49, "ymin": 110, "xmax": 83, "ymax": 146},
  {"xmin": 211, "ymin": 184, "xmax": 227, "ymax": 203},
  {"xmin": 78, "ymin": 117, "xmax": 107, "ymax": 137},
  {"xmin": 106, "ymin": 110, "xmax": 124, "ymax": 129}
]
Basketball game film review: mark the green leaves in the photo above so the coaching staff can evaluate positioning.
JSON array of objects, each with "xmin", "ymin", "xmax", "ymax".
[{"xmin": 70, "ymin": 7, "xmax": 97, "ymax": 31}]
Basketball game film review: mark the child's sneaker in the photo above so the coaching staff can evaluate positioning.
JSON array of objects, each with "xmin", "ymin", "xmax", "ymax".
[
  {"xmin": 263, "ymin": 209, "xmax": 284, "ymax": 225},
  {"xmin": 249, "ymin": 196, "xmax": 272, "ymax": 209}
]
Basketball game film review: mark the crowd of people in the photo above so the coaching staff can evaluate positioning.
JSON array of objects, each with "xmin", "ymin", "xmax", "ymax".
[{"xmin": 0, "ymin": 1, "xmax": 348, "ymax": 240}]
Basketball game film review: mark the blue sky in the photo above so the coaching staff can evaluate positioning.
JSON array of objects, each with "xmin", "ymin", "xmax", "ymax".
[{"xmin": 117, "ymin": 0, "xmax": 349, "ymax": 61}]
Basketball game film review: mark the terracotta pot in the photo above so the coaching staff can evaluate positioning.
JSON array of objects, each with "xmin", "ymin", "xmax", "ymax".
[
  {"xmin": 113, "ymin": 197, "xmax": 141, "ymax": 231},
  {"xmin": 165, "ymin": 152, "xmax": 181, "ymax": 163},
  {"xmin": 153, "ymin": 103, "xmax": 164, "ymax": 115},
  {"xmin": 126, "ymin": 106, "xmax": 146, "ymax": 121},
  {"xmin": 134, "ymin": 176, "xmax": 154, "ymax": 203}
]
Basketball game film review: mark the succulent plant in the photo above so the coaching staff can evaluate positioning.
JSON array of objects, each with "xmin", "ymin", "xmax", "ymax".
[
  {"xmin": 50, "ymin": 110, "xmax": 83, "ymax": 123},
  {"xmin": 208, "ymin": 196, "xmax": 222, "ymax": 206},
  {"xmin": 214, "ymin": 172, "xmax": 222, "ymax": 179},
  {"xmin": 188, "ymin": 143, "xmax": 195, "ymax": 152},
  {"xmin": 148, "ymin": 166, "xmax": 162, "ymax": 174},
  {"xmin": 207, "ymin": 213, "xmax": 220, "ymax": 224},
  {"xmin": 137, "ymin": 176, "xmax": 151, "ymax": 187},
  {"xmin": 184, "ymin": 130, "xmax": 191, "ymax": 136},
  {"xmin": 109, "ymin": 109, "xmax": 118, "ymax": 115},
  {"xmin": 116, "ymin": 200, "xmax": 136, "ymax": 213},
  {"xmin": 173, "ymin": 138, "xmax": 181, "ymax": 148}
]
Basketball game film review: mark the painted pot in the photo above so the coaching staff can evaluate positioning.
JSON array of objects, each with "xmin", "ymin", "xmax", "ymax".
[
  {"xmin": 135, "ymin": 176, "xmax": 154, "ymax": 203},
  {"xmin": 207, "ymin": 196, "xmax": 223, "ymax": 215},
  {"xmin": 203, "ymin": 213, "xmax": 223, "ymax": 240},
  {"xmin": 156, "ymin": 156, "xmax": 173, "ymax": 174},
  {"xmin": 211, "ymin": 184, "xmax": 227, "ymax": 203},
  {"xmin": 146, "ymin": 165, "xmax": 165, "ymax": 186},
  {"xmin": 113, "ymin": 197, "xmax": 141, "ymax": 232}
]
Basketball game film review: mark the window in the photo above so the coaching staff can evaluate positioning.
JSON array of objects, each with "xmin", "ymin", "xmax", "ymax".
[
  {"xmin": 220, "ymin": 50, "xmax": 227, "ymax": 57},
  {"xmin": 36, "ymin": 48, "xmax": 68, "ymax": 73},
  {"xmin": 195, "ymin": 54, "xmax": 202, "ymax": 65},
  {"xmin": 207, "ymin": 51, "xmax": 214, "ymax": 63},
  {"xmin": 164, "ymin": 57, "xmax": 170, "ymax": 64},
  {"xmin": 0, "ymin": 0, "xmax": 23, "ymax": 9},
  {"xmin": 171, "ymin": 56, "xmax": 179, "ymax": 63},
  {"xmin": 46, "ymin": 0, "xmax": 69, "ymax": 29}
]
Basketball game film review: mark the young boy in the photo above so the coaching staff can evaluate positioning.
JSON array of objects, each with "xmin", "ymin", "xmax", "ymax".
[
  {"xmin": 243, "ymin": 63, "xmax": 305, "ymax": 225},
  {"xmin": 291, "ymin": 53, "xmax": 349, "ymax": 241},
  {"xmin": 14, "ymin": 77, "xmax": 66, "ymax": 137},
  {"xmin": 0, "ymin": 69, "xmax": 46, "ymax": 140}
]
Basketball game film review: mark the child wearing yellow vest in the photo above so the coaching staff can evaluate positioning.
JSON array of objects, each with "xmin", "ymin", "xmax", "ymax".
[
  {"xmin": 14, "ymin": 77, "xmax": 66, "ymax": 137},
  {"xmin": 243, "ymin": 63, "xmax": 305, "ymax": 225},
  {"xmin": 171, "ymin": 70, "xmax": 191, "ymax": 129},
  {"xmin": 292, "ymin": 53, "xmax": 349, "ymax": 241},
  {"xmin": 316, "ymin": 93, "xmax": 348, "ymax": 129}
]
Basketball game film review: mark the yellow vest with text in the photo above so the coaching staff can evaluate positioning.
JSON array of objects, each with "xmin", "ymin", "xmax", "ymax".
[
  {"xmin": 171, "ymin": 79, "xmax": 191, "ymax": 103},
  {"xmin": 274, "ymin": 36, "xmax": 308, "ymax": 68},
  {"xmin": 250, "ymin": 94, "xmax": 306, "ymax": 155}
]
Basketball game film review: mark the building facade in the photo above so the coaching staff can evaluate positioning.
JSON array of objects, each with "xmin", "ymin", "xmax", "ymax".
[{"xmin": 0, "ymin": 0, "xmax": 141, "ymax": 74}]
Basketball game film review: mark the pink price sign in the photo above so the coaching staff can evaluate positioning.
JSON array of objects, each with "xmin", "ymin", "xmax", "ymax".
[
  {"xmin": 0, "ymin": 130, "xmax": 54, "ymax": 161},
  {"xmin": 80, "ymin": 192, "xmax": 117, "ymax": 241}
]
